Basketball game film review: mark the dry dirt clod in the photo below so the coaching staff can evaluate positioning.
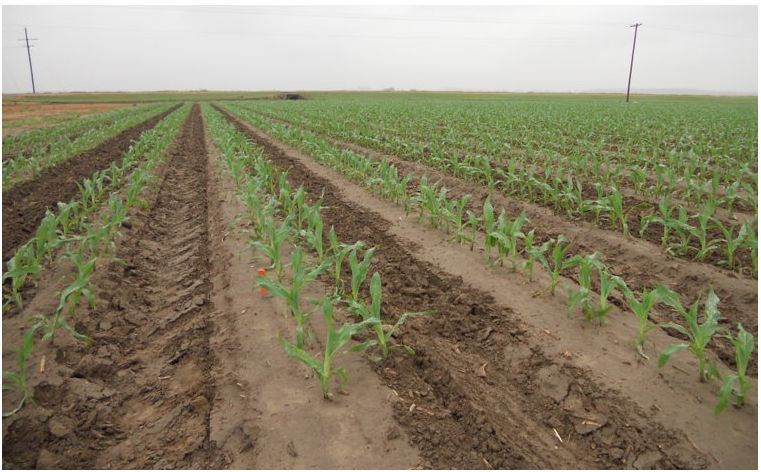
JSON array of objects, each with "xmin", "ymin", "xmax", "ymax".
[{"xmin": 286, "ymin": 441, "xmax": 298, "ymax": 458}]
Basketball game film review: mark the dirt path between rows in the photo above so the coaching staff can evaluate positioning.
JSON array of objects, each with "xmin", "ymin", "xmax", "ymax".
[
  {"xmin": 2, "ymin": 104, "xmax": 180, "ymax": 264},
  {"xmin": 2, "ymin": 105, "xmax": 219, "ymax": 468},
  {"xmin": 225, "ymin": 106, "xmax": 759, "ymax": 376},
  {"xmin": 217, "ymin": 107, "xmax": 729, "ymax": 469}
]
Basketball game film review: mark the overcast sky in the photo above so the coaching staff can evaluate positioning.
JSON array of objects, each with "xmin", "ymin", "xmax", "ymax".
[{"xmin": 2, "ymin": 5, "xmax": 758, "ymax": 94}]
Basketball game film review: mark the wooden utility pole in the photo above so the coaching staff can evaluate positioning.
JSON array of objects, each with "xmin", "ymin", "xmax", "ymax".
[
  {"xmin": 18, "ymin": 27, "xmax": 37, "ymax": 93},
  {"xmin": 626, "ymin": 22, "xmax": 642, "ymax": 103}
]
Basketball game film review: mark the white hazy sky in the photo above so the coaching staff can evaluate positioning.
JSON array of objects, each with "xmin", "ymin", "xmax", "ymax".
[{"xmin": 1, "ymin": 4, "xmax": 758, "ymax": 94}]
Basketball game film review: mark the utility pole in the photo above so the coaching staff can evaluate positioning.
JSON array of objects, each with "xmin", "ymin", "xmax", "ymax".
[
  {"xmin": 17, "ymin": 27, "xmax": 37, "ymax": 93},
  {"xmin": 626, "ymin": 22, "xmax": 642, "ymax": 103}
]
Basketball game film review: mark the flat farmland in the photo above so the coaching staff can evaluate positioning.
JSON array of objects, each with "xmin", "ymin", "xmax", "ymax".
[{"xmin": 1, "ymin": 92, "xmax": 757, "ymax": 469}]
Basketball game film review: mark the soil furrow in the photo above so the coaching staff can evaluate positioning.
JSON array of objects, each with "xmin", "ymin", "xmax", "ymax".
[
  {"xmin": 2, "ymin": 104, "xmax": 181, "ymax": 264},
  {"xmin": 217, "ymin": 107, "xmax": 711, "ymax": 470},
  {"xmin": 224, "ymin": 106, "xmax": 758, "ymax": 375},
  {"xmin": 2, "ymin": 104, "xmax": 220, "ymax": 468}
]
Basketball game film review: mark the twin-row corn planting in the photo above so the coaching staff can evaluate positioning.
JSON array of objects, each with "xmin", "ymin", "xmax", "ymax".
[{"xmin": 2, "ymin": 93, "xmax": 757, "ymax": 469}]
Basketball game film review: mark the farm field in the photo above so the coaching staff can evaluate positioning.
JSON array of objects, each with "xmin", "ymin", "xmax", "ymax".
[{"xmin": 1, "ymin": 92, "xmax": 757, "ymax": 469}]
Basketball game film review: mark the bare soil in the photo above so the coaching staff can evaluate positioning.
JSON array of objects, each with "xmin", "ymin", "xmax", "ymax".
[{"xmin": 2, "ymin": 102, "xmax": 132, "ymax": 124}]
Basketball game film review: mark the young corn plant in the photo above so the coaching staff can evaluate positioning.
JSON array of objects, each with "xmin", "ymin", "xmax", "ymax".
[
  {"xmin": 348, "ymin": 246, "xmax": 376, "ymax": 303},
  {"xmin": 489, "ymin": 211, "xmax": 526, "ymax": 270},
  {"xmin": 715, "ymin": 324, "xmax": 754, "ymax": 415},
  {"xmin": 279, "ymin": 296, "xmax": 379, "ymax": 399},
  {"xmin": 37, "ymin": 250, "xmax": 97, "ymax": 345},
  {"xmin": 257, "ymin": 248, "xmax": 330, "ymax": 348},
  {"xmin": 250, "ymin": 215, "xmax": 293, "ymax": 281},
  {"xmin": 299, "ymin": 208, "xmax": 326, "ymax": 263},
  {"xmin": 327, "ymin": 227, "xmax": 365, "ymax": 294},
  {"xmin": 482, "ymin": 197, "xmax": 497, "ymax": 260},
  {"xmin": 657, "ymin": 287, "xmax": 723, "ymax": 382},
  {"xmin": 617, "ymin": 281, "xmax": 663, "ymax": 359},
  {"xmin": 566, "ymin": 255, "xmax": 595, "ymax": 321},
  {"xmin": 712, "ymin": 219, "xmax": 747, "ymax": 270},
  {"xmin": 2, "ymin": 244, "xmax": 41, "ymax": 311},
  {"xmin": 2, "ymin": 323, "xmax": 39, "ymax": 417},
  {"xmin": 449, "ymin": 193, "xmax": 472, "ymax": 246},
  {"xmin": 56, "ymin": 201, "xmax": 81, "ymax": 237},
  {"xmin": 690, "ymin": 200, "xmax": 720, "ymax": 260},
  {"xmin": 541, "ymin": 235, "xmax": 582, "ymax": 295},
  {"xmin": 347, "ymin": 272, "xmax": 431, "ymax": 360},
  {"xmin": 522, "ymin": 230, "xmax": 552, "ymax": 282}
]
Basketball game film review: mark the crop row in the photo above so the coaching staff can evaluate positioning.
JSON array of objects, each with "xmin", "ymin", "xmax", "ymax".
[
  {"xmin": 203, "ymin": 103, "xmax": 429, "ymax": 398},
  {"xmin": 2, "ymin": 104, "xmax": 190, "ymax": 416},
  {"xmin": 245, "ymin": 100, "xmax": 757, "ymax": 200},
  {"xmin": 217, "ymin": 102, "xmax": 754, "ymax": 415},
  {"xmin": 235, "ymin": 103, "xmax": 757, "ymax": 276},
  {"xmin": 2, "ymin": 103, "xmax": 175, "ymax": 189}
]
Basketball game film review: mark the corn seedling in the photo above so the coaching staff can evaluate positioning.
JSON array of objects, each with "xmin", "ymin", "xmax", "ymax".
[
  {"xmin": 542, "ymin": 235, "xmax": 581, "ymax": 295},
  {"xmin": 482, "ymin": 196, "xmax": 497, "ymax": 259},
  {"xmin": 256, "ymin": 248, "xmax": 330, "ymax": 348},
  {"xmin": 617, "ymin": 281, "xmax": 663, "ymax": 359},
  {"xmin": 250, "ymin": 215, "xmax": 292, "ymax": 281},
  {"xmin": 328, "ymin": 227, "xmax": 365, "ymax": 294},
  {"xmin": 279, "ymin": 296, "xmax": 379, "ymax": 399},
  {"xmin": 2, "ymin": 323, "xmax": 40, "ymax": 417},
  {"xmin": 449, "ymin": 193, "xmax": 472, "ymax": 245},
  {"xmin": 712, "ymin": 219, "xmax": 747, "ymax": 270},
  {"xmin": 38, "ymin": 250, "xmax": 97, "ymax": 344},
  {"xmin": 348, "ymin": 246, "xmax": 376, "ymax": 302},
  {"xmin": 715, "ymin": 324, "xmax": 754, "ymax": 415},
  {"xmin": 2, "ymin": 244, "xmax": 41, "ymax": 310},
  {"xmin": 690, "ymin": 200, "xmax": 720, "ymax": 260},
  {"xmin": 347, "ymin": 272, "xmax": 431, "ymax": 360},
  {"xmin": 657, "ymin": 287, "xmax": 723, "ymax": 382},
  {"xmin": 522, "ymin": 230, "xmax": 552, "ymax": 281}
]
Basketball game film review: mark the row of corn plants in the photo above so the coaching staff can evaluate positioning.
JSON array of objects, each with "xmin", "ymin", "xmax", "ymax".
[
  {"xmin": 219, "ymin": 102, "xmax": 754, "ymax": 415},
  {"xmin": 3, "ymin": 103, "xmax": 175, "ymax": 190},
  {"xmin": 2, "ymin": 103, "xmax": 166, "ymax": 156},
  {"xmin": 2, "ymin": 104, "xmax": 190, "ymax": 417},
  {"xmin": 238, "ymin": 102, "xmax": 757, "ymax": 276},
  {"xmin": 244, "ymin": 99, "xmax": 757, "ymax": 210},
  {"xmin": 203, "ymin": 104, "xmax": 430, "ymax": 399}
]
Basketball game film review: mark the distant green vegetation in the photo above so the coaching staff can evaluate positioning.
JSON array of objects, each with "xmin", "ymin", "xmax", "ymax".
[{"xmin": 4, "ymin": 90, "xmax": 756, "ymax": 105}]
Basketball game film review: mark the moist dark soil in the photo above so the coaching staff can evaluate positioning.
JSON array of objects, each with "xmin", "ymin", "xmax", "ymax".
[
  {"xmin": 2, "ymin": 104, "xmax": 181, "ymax": 264},
  {"xmin": 215, "ymin": 105, "xmax": 710, "ymax": 469}
]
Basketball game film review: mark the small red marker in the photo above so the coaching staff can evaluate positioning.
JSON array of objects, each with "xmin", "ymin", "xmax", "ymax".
[
  {"xmin": 257, "ymin": 268, "xmax": 267, "ymax": 277},
  {"xmin": 260, "ymin": 287, "xmax": 268, "ymax": 295}
]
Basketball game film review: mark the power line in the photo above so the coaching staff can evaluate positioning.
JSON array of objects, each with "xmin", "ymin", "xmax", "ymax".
[{"xmin": 0, "ymin": 22, "xmax": 619, "ymax": 43}]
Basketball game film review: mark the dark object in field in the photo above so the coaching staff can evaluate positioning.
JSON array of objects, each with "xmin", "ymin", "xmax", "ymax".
[{"xmin": 277, "ymin": 93, "xmax": 305, "ymax": 100}]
